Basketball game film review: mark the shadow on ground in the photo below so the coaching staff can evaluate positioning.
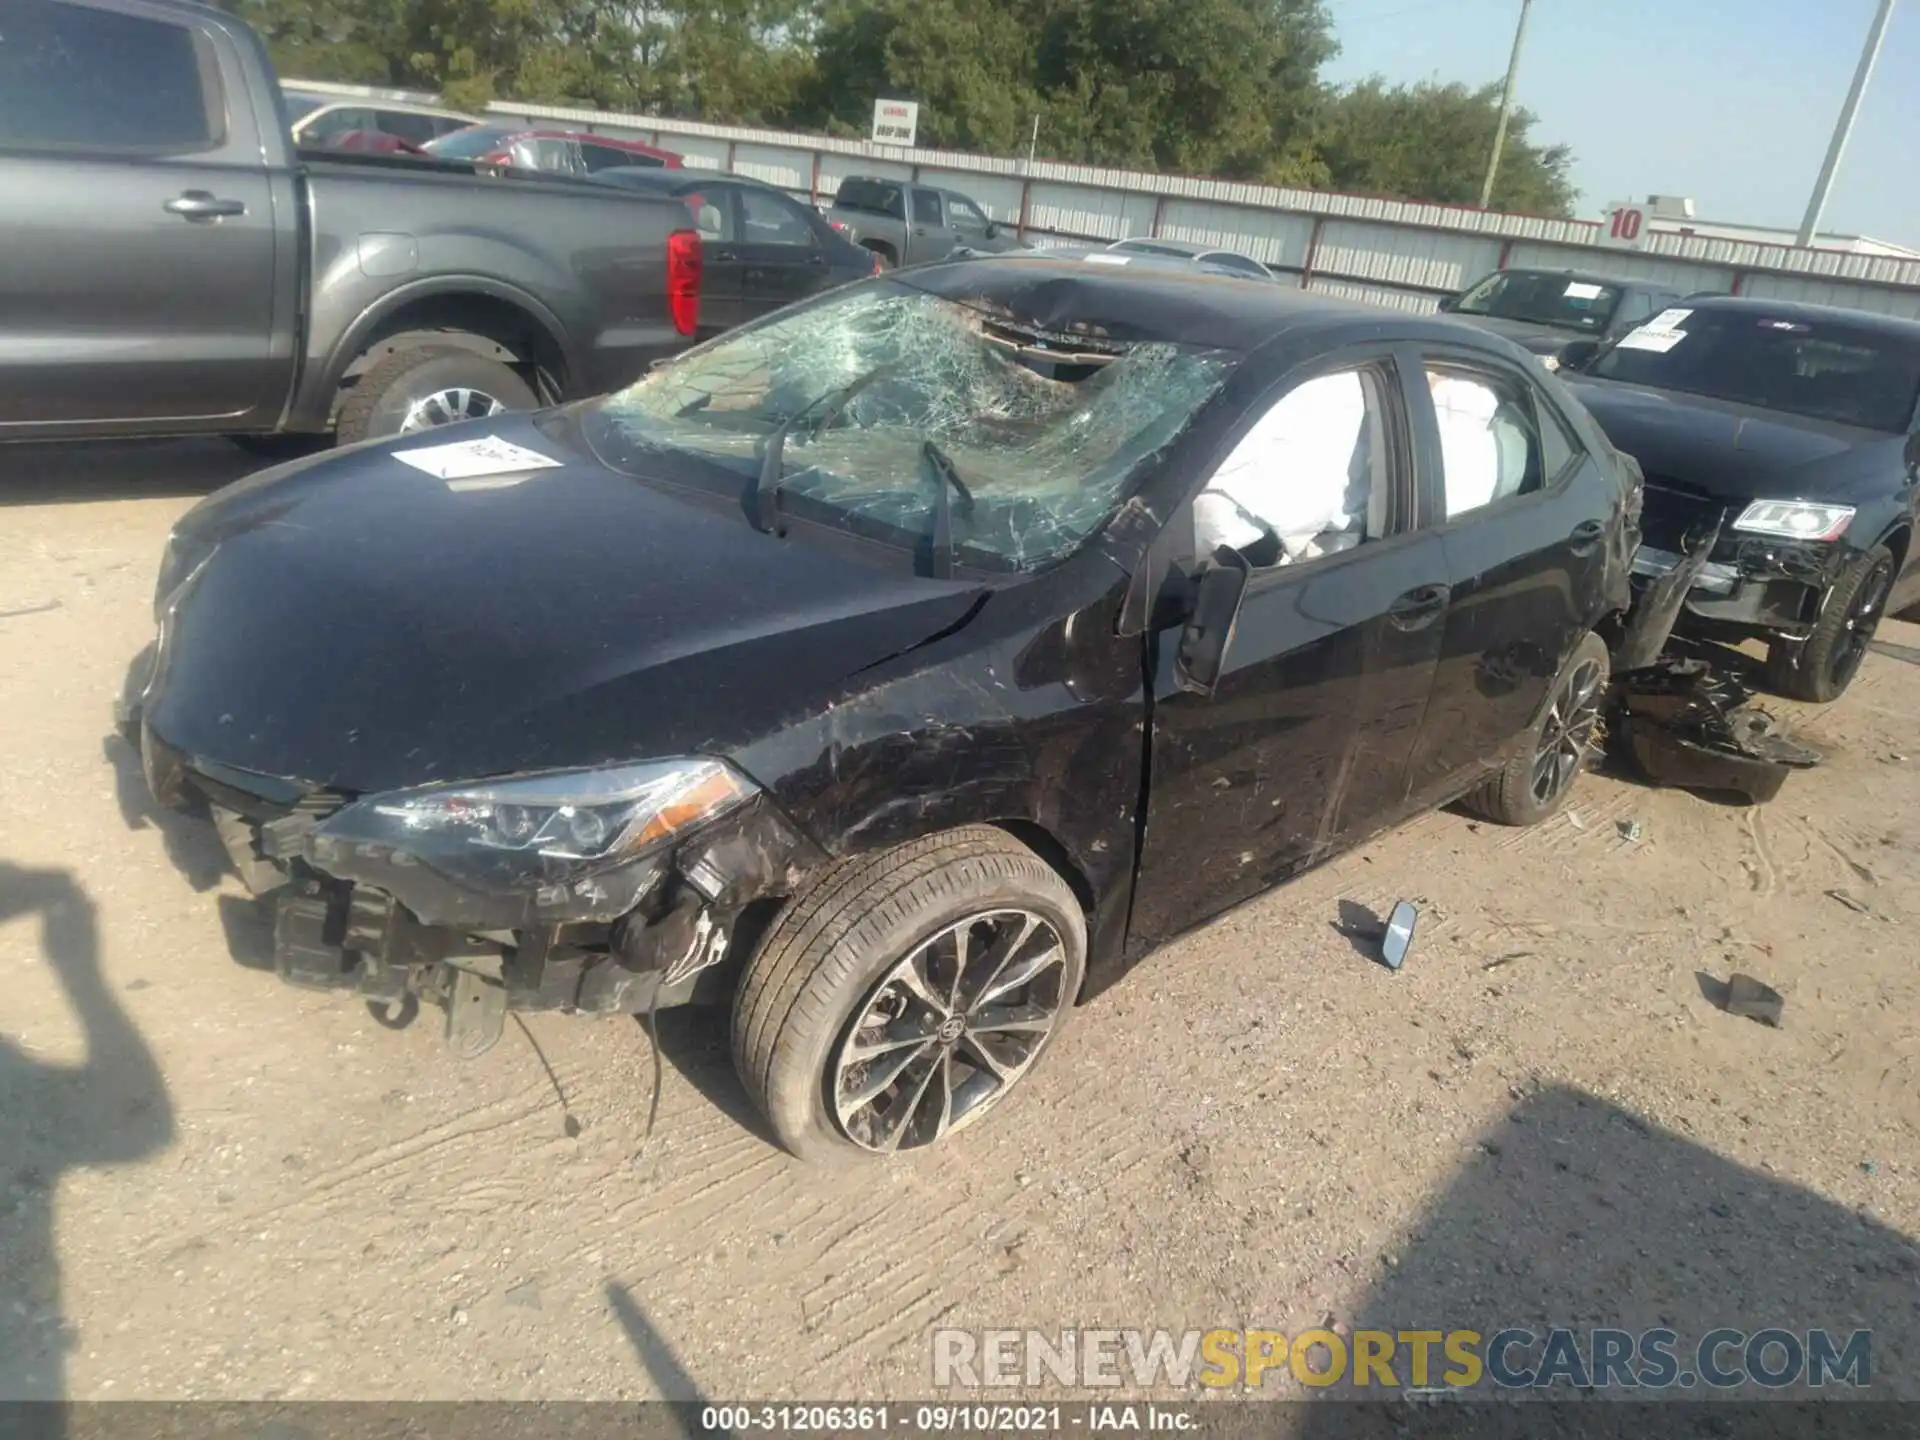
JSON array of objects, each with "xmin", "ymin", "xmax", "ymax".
[
  {"xmin": 1, "ymin": 439, "xmax": 256, "ymax": 508},
  {"xmin": 0, "ymin": 864, "xmax": 174, "ymax": 1427},
  {"xmin": 1288, "ymin": 1083, "xmax": 1916, "ymax": 1437}
]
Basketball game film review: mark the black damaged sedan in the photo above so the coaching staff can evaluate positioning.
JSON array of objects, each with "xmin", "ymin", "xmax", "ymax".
[
  {"xmin": 125, "ymin": 259, "xmax": 1638, "ymax": 1161},
  {"xmin": 1563, "ymin": 296, "xmax": 1920, "ymax": 702}
]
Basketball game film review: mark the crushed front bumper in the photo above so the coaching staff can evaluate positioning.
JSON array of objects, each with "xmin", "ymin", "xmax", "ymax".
[
  {"xmin": 125, "ymin": 712, "xmax": 821, "ymax": 1026},
  {"xmin": 1632, "ymin": 483, "xmax": 1850, "ymax": 642}
]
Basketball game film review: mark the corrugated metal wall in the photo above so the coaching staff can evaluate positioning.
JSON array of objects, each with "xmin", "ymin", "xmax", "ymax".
[{"xmin": 295, "ymin": 77, "xmax": 1920, "ymax": 318}]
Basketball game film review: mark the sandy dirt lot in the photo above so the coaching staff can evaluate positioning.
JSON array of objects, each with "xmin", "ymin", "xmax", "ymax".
[{"xmin": 2, "ymin": 438, "xmax": 1918, "ymax": 1407}]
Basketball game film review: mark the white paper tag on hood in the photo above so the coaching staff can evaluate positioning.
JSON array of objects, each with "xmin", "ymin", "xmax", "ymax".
[{"xmin": 391, "ymin": 435, "xmax": 563, "ymax": 480}]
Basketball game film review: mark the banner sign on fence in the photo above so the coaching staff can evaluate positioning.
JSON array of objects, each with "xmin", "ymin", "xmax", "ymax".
[{"xmin": 872, "ymin": 98, "xmax": 919, "ymax": 147}]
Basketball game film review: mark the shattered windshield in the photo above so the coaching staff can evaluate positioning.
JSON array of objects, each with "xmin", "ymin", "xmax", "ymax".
[{"xmin": 585, "ymin": 284, "xmax": 1233, "ymax": 572}]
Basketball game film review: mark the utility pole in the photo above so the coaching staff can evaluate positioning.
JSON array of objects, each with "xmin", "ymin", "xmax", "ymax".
[
  {"xmin": 1796, "ymin": 0, "xmax": 1898, "ymax": 248},
  {"xmin": 1478, "ymin": 0, "xmax": 1535, "ymax": 210}
]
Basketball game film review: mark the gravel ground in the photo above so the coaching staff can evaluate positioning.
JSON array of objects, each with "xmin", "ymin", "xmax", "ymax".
[{"xmin": 2, "ymin": 438, "xmax": 1917, "ymax": 1407}]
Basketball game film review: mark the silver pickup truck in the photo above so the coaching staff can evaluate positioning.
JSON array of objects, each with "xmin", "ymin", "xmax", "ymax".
[
  {"xmin": 0, "ymin": 0, "xmax": 703, "ymax": 451},
  {"xmin": 822, "ymin": 176, "xmax": 1026, "ymax": 269}
]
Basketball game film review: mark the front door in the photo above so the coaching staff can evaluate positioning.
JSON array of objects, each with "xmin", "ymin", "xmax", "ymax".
[
  {"xmin": 734, "ymin": 186, "xmax": 833, "ymax": 321},
  {"xmin": 1403, "ymin": 350, "xmax": 1623, "ymax": 805},
  {"xmin": 0, "ymin": 0, "xmax": 283, "ymax": 434},
  {"xmin": 907, "ymin": 188, "xmax": 957, "ymax": 264},
  {"xmin": 1130, "ymin": 350, "xmax": 1452, "ymax": 948}
]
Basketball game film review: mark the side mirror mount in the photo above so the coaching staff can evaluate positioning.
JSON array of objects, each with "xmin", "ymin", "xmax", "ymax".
[
  {"xmin": 1436, "ymin": 293, "xmax": 1459, "ymax": 312},
  {"xmin": 1174, "ymin": 549, "xmax": 1251, "ymax": 697},
  {"xmin": 1557, "ymin": 338, "xmax": 1602, "ymax": 373},
  {"xmin": 984, "ymin": 221, "xmax": 1000, "ymax": 239}
]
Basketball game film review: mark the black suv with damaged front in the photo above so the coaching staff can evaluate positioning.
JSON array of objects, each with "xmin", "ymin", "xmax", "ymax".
[
  {"xmin": 1564, "ymin": 297, "xmax": 1920, "ymax": 702},
  {"xmin": 124, "ymin": 257, "xmax": 1640, "ymax": 1163}
]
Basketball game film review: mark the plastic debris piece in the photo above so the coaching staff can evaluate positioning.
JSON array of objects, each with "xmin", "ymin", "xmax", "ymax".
[
  {"xmin": 1724, "ymin": 973, "xmax": 1785, "ymax": 1028},
  {"xmin": 1619, "ymin": 818, "xmax": 1644, "ymax": 843},
  {"xmin": 1566, "ymin": 809, "xmax": 1587, "ymax": 831},
  {"xmin": 1826, "ymin": 889, "xmax": 1871, "ymax": 915}
]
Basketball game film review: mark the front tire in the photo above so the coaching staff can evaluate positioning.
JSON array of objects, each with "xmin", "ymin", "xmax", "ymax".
[
  {"xmin": 732, "ymin": 827, "xmax": 1086, "ymax": 1163},
  {"xmin": 334, "ymin": 343, "xmax": 537, "ymax": 447},
  {"xmin": 1764, "ymin": 543, "xmax": 1893, "ymax": 703},
  {"xmin": 1462, "ymin": 630, "xmax": 1608, "ymax": 827}
]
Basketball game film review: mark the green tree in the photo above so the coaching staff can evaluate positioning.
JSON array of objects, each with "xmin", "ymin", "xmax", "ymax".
[{"xmin": 1315, "ymin": 78, "xmax": 1578, "ymax": 216}]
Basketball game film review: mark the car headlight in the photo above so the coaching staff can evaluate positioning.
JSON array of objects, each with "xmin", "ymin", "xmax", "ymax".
[
  {"xmin": 309, "ymin": 758, "xmax": 757, "ymax": 926},
  {"xmin": 1731, "ymin": 500, "xmax": 1855, "ymax": 542}
]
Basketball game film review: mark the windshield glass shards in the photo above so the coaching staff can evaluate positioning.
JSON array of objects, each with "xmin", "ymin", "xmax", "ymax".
[
  {"xmin": 588, "ymin": 285, "xmax": 1232, "ymax": 573},
  {"xmin": 1455, "ymin": 271, "xmax": 1622, "ymax": 332},
  {"xmin": 1591, "ymin": 308, "xmax": 1920, "ymax": 432}
]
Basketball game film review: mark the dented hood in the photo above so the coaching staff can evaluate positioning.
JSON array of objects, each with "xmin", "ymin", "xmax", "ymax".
[
  {"xmin": 1566, "ymin": 376, "xmax": 1897, "ymax": 500},
  {"xmin": 147, "ymin": 411, "xmax": 988, "ymax": 794}
]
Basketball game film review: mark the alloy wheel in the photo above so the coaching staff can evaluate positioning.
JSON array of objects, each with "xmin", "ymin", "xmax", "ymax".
[
  {"xmin": 1530, "ymin": 656, "xmax": 1605, "ymax": 806},
  {"xmin": 831, "ymin": 909, "xmax": 1070, "ymax": 1153},
  {"xmin": 397, "ymin": 387, "xmax": 508, "ymax": 433},
  {"xmin": 1831, "ymin": 558, "xmax": 1892, "ymax": 691}
]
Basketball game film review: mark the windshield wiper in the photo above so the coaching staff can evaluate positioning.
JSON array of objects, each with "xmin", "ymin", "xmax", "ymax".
[
  {"xmin": 753, "ymin": 365, "xmax": 896, "ymax": 536},
  {"xmin": 920, "ymin": 438, "xmax": 976, "ymax": 579}
]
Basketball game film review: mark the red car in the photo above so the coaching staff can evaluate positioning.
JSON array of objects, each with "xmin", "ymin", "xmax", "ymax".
[{"xmin": 424, "ymin": 124, "xmax": 683, "ymax": 176}]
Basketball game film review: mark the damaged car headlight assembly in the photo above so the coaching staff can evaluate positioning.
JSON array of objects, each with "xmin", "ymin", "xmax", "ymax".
[
  {"xmin": 308, "ymin": 759, "xmax": 757, "ymax": 925},
  {"xmin": 1731, "ymin": 500, "xmax": 1855, "ymax": 542}
]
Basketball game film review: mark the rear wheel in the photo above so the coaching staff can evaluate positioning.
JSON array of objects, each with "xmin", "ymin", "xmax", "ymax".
[
  {"xmin": 334, "ymin": 343, "xmax": 537, "ymax": 447},
  {"xmin": 731, "ymin": 827, "xmax": 1086, "ymax": 1163},
  {"xmin": 1462, "ymin": 630, "xmax": 1608, "ymax": 827},
  {"xmin": 1764, "ymin": 544, "xmax": 1893, "ymax": 703}
]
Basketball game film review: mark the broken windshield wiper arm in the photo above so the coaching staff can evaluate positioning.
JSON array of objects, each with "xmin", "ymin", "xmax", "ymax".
[
  {"xmin": 753, "ymin": 365, "xmax": 896, "ymax": 537},
  {"xmin": 921, "ymin": 438, "xmax": 976, "ymax": 580}
]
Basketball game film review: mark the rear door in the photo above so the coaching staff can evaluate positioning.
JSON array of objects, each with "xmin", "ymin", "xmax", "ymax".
[
  {"xmin": 1130, "ymin": 347, "xmax": 1452, "ymax": 946},
  {"xmin": 0, "ymin": 0, "xmax": 284, "ymax": 433},
  {"xmin": 734, "ymin": 186, "xmax": 832, "ymax": 319},
  {"xmin": 1402, "ymin": 348, "xmax": 1621, "ymax": 807},
  {"xmin": 682, "ymin": 185, "xmax": 747, "ymax": 338},
  {"xmin": 907, "ymin": 188, "xmax": 956, "ymax": 264}
]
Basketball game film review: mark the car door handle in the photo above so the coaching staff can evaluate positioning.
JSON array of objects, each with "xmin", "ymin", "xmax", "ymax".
[
  {"xmin": 914, "ymin": 227, "xmax": 929, "ymax": 236},
  {"xmin": 1568, "ymin": 518, "xmax": 1606, "ymax": 551},
  {"xmin": 1387, "ymin": 584, "xmax": 1449, "ymax": 630},
  {"xmin": 708, "ymin": 247, "xmax": 739, "ymax": 262},
  {"xmin": 164, "ymin": 191, "xmax": 246, "ymax": 220}
]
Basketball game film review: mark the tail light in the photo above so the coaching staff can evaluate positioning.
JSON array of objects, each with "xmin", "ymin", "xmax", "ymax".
[
  {"xmin": 667, "ymin": 229, "xmax": 701, "ymax": 337},
  {"xmin": 869, "ymin": 251, "xmax": 884, "ymax": 276}
]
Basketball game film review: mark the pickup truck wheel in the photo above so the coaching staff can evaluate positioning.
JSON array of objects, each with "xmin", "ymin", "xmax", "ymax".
[
  {"xmin": 1764, "ymin": 543, "xmax": 1893, "ymax": 703},
  {"xmin": 731, "ymin": 827, "xmax": 1086, "ymax": 1163},
  {"xmin": 1461, "ymin": 630, "xmax": 1608, "ymax": 827},
  {"xmin": 335, "ymin": 344, "xmax": 537, "ymax": 446}
]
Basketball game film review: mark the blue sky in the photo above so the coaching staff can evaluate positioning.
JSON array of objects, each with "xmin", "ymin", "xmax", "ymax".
[{"xmin": 1321, "ymin": 0, "xmax": 1920, "ymax": 245}]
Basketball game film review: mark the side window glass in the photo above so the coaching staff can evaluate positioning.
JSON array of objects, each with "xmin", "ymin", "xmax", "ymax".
[
  {"xmin": 583, "ymin": 143, "xmax": 640, "ymax": 172},
  {"xmin": 1539, "ymin": 403, "xmax": 1583, "ymax": 484},
  {"xmin": 912, "ymin": 189, "xmax": 944, "ymax": 226},
  {"xmin": 379, "ymin": 111, "xmax": 439, "ymax": 146},
  {"xmin": 951, "ymin": 200, "xmax": 989, "ymax": 238},
  {"xmin": 1194, "ymin": 365, "xmax": 1394, "ymax": 568},
  {"xmin": 1425, "ymin": 363, "xmax": 1547, "ymax": 520},
  {"xmin": 0, "ymin": 0, "xmax": 220, "ymax": 152},
  {"xmin": 534, "ymin": 138, "xmax": 579, "ymax": 173},
  {"xmin": 739, "ymin": 187, "xmax": 815, "ymax": 245},
  {"xmin": 305, "ymin": 108, "xmax": 371, "ymax": 146},
  {"xmin": 1613, "ymin": 292, "xmax": 1655, "ymax": 328},
  {"xmin": 683, "ymin": 190, "xmax": 736, "ymax": 242}
]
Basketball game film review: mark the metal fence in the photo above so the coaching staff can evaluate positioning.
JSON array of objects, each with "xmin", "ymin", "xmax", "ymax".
[{"xmin": 293, "ymin": 77, "xmax": 1920, "ymax": 321}]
